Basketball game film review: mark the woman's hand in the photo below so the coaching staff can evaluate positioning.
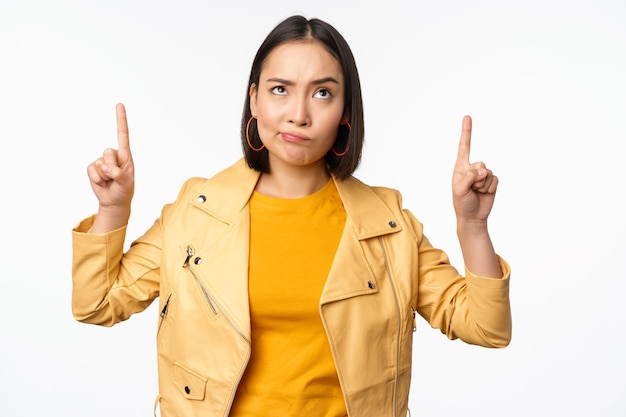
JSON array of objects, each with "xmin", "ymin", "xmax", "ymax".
[
  {"xmin": 451, "ymin": 115, "xmax": 498, "ymax": 226},
  {"xmin": 86, "ymin": 103, "xmax": 135, "ymax": 232},
  {"xmin": 451, "ymin": 115, "xmax": 502, "ymax": 278}
]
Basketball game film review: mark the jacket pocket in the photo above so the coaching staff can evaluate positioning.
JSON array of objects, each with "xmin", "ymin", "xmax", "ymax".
[{"xmin": 174, "ymin": 362, "xmax": 207, "ymax": 401}]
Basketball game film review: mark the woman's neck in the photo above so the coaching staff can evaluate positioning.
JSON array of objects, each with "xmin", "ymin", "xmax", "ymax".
[{"xmin": 255, "ymin": 159, "xmax": 330, "ymax": 199}]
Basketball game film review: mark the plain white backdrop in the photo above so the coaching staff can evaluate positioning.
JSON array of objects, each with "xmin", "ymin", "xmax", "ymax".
[{"xmin": 1, "ymin": 0, "xmax": 625, "ymax": 416}]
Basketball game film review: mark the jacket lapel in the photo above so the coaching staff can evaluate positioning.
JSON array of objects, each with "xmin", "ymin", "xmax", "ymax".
[{"xmin": 321, "ymin": 177, "xmax": 402, "ymax": 304}]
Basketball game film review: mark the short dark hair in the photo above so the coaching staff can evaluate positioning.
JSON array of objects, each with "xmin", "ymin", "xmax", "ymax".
[{"xmin": 241, "ymin": 15, "xmax": 364, "ymax": 180}]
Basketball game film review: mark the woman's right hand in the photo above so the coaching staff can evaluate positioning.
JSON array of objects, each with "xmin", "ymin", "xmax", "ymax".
[{"xmin": 86, "ymin": 103, "xmax": 135, "ymax": 232}]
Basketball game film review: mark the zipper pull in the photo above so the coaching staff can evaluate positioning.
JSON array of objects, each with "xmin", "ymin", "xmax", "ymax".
[
  {"xmin": 183, "ymin": 246, "xmax": 193, "ymax": 268},
  {"xmin": 160, "ymin": 294, "xmax": 172, "ymax": 318},
  {"xmin": 411, "ymin": 306, "xmax": 417, "ymax": 332}
]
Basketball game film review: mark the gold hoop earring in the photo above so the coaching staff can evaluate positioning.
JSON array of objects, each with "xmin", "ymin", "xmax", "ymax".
[
  {"xmin": 246, "ymin": 116, "xmax": 265, "ymax": 151},
  {"xmin": 332, "ymin": 120, "xmax": 351, "ymax": 157}
]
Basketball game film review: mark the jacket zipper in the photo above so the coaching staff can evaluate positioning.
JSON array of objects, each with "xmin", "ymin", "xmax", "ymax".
[
  {"xmin": 157, "ymin": 293, "xmax": 172, "ymax": 335},
  {"xmin": 182, "ymin": 245, "xmax": 251, "ymax": 416},
  {"xmin": 182, "ymin": 246, "xmax": 250, "ymax": 342},
  {"xmin": 378, "ymin": 237, "xmax": 402, "ymax": 417},
  {"xmin": 182, "ymin": 246, "xmax": 218, "ymax": 315}
]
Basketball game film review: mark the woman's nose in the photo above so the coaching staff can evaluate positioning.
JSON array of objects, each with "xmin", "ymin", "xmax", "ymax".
[{"xmin": 287, "ymin": 95, "xmax": 310, "ymax": 126}]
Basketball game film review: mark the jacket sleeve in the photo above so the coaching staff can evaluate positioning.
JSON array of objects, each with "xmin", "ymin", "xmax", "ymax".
[
  {"xmin": 71, "ymin": 214, "xmax": 162, "ymax": 327},
  {"xmin": 404, "ymin": 210, "xmax": 512, "ymax": 348}
]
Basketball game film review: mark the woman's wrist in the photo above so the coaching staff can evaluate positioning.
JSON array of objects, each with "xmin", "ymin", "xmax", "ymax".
[{"xmin": 90, "ymin": 205, "xmax": 131, "ymax": 233}]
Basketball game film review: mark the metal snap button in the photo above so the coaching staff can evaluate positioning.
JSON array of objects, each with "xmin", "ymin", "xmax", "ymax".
[
  {"xmin": 197, "ymin": 195, "xmax": 207, "ymax": 203},
  {"xmin": 388, "ymin": 220, "xmax": 397, "ymax": 228}
]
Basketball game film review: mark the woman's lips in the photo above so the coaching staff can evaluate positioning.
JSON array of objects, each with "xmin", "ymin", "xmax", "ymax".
[{"xmin": 281, "ymin": 132, "xmax": 310, "ymax": 143}]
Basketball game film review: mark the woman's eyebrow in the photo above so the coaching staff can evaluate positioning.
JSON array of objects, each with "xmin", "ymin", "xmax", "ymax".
[
  {"xmin": 265, "ymin": 76, "xmax": 340, "ymax": 85},
  {"xmin": 312, "ymin": 76, "xmax": 340, "ymax": 85}
]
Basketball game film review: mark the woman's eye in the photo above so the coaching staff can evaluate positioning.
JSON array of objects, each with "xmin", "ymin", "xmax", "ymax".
[
  {"xmin": 314, "ymin": 89, "xmax": 332, "ymax": 99},
  {"xmin": 271, "ymin": 86, "xmax": 287, "ymax": 95}
]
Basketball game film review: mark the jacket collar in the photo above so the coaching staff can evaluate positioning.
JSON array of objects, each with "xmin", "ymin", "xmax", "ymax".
[
  {"xmin": 190, "ymin": 158, "xmax": 260, "ymax": 223},
  {"xmin": 191, "ymin": 158, "xmax": 402, "ymax": 238},
  {"xmin": 333, "ymin": 175, "xmax": 402, "ymax": 239}
]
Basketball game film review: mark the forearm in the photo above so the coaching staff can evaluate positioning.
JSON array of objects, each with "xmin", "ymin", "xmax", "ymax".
[
  {"xmin": 72, "ymin": 218, "xmax": 126, "ymax": 325},
  {"xmin": 72, "ymin": 215, "xmax": 159, "ymax": 326},
  {"xmin": 457, "ymin": 219, "xmax": 502, "ymax": 279}
]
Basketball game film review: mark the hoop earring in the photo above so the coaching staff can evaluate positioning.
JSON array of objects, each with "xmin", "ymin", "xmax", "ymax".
[
  {"xmin": 332, "ymin": 120, "xmax": 351, "ymax": 157},
  {"xmin": 246, "ymin": 116, "xmax": 265, "ymax": 151}
]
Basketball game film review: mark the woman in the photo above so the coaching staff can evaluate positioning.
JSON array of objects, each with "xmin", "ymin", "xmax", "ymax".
[{"xmin": 72, "ymin": 15, "xmax": 511, "ymax": 417}]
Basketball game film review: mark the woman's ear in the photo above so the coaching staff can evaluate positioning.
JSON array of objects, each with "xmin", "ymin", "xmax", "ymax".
[{"xmin": 249, "ymin": 84, "xmax": 258, "ymax": 115}]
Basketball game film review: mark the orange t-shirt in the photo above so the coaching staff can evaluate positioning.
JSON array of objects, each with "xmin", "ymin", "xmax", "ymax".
[{"xmin": 229, "ymin": 180, "xmax": 347, "ymax": 417}]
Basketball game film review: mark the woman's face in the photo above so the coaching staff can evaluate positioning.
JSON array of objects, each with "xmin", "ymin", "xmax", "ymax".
[{"xmin": 250, "ymin": 40, "xmax": 345, "ymax": 172}]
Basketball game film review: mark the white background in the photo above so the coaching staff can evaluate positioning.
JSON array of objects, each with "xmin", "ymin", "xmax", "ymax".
[{"xmin": 1, "ymin": 0, "xmax": 625, "ymax": 416}]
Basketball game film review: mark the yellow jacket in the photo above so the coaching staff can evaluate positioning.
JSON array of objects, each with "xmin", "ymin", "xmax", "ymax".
[{"xmin": 72, "ymin": 158, "xmax": 511, "ymax": 417}]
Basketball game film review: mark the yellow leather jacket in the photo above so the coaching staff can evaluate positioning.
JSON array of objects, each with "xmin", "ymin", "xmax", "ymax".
[{"xmin": 72, "ymin": 158, "xmax": 511, "ymax": 417}]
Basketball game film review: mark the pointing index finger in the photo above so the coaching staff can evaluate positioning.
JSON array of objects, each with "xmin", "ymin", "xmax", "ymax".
[
  {"xmin": 456, "ymin": 115, "xmax": 472, "ymax": 165},
  {"xmin": 116, "ymin": 103, "xmax": 130, "ymax": 151}
]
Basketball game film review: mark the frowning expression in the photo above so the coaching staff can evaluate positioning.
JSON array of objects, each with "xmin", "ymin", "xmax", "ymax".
[{"xmin": 250, "ymin": 39, "xmax": 346, "ymax": 171}]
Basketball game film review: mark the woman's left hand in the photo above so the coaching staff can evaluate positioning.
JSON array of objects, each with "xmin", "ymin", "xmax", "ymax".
[{"xmin": 451, "ymin": 115, "xmax": 498, "ymax": 224}]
